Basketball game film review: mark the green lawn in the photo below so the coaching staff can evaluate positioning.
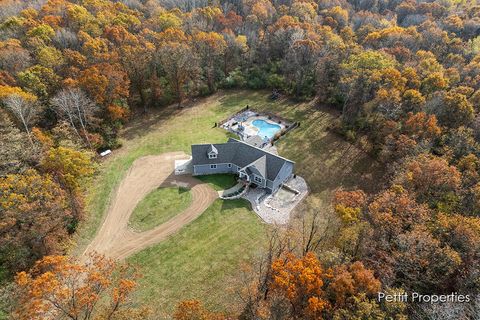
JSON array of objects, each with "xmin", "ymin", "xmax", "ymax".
[
  {"xmin": 196, "ymin": 174, "xmax": 237, "ymax": 191},
  {"xmin": 76, "ymin": 90, "xmax": 382, "ymax": 316},
  {"xmin": 128, "ymin": 187, "xmax": 192, "ymax": 232},
  {"xmin": 129, "ymin": 199, "xmax": 265, "ymax": 316},
  {"xmin": 74, "ymin": 93, "xmax": 246, "ymax": 251}
]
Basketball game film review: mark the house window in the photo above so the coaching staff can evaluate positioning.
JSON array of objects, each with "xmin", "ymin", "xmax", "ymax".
[
  {"xmin": 228, "ymin": 163, "xmax": 232, "ymax": 168},
  {"xmin": 210, "ymin": 164, "xmax": 217, "ymax": 169},
  {"xmin": 208, "ymin": 153, "xmax": 217, "ymax": 159},
  {"xmin": 254, "ymin": 176, "xmax": 262, "ymax": 183}
]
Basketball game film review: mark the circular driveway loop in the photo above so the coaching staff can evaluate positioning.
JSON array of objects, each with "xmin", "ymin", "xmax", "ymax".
[{"xmin": 82, "ymin": 152, "xmax": 218, "ymax": 260}]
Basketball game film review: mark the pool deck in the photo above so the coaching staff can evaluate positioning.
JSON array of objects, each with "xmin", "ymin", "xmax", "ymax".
[{"xmin": 220, "ymin": 109, "xmax": 292, "ymax": 147}]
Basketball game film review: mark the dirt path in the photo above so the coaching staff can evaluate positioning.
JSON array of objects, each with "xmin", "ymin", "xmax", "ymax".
[{"xmin": 83, "ymin": 152, "xmax": 218, "ymax": 260}]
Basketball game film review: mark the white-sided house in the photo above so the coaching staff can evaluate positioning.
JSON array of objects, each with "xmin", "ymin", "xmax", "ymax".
[{"xmin": 191, "ymin": 138, "xmax": 294, "ymax": 194}]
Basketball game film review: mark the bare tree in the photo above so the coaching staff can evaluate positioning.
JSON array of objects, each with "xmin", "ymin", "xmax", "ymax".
[
  {"xmin": 2, "ymin": 94, "xmax": 38, "ymax": 148},
  {"xmin": 53, "ymin": 29, "xmax": 80, "ymax": 50},
  {"xmin": 301, "ymin": 209, "xmax": 329, "ymax": 256},
  {"xmin": 50, "ymin": 87, "xmax": 97, "ymax": 148},
  {"xmin": 410, "ymin": 297, "xmax": 480, "ymax": 320},
  {"xmin": 0, "ymin": 111, "xmax": 34, "ymax": 174}
]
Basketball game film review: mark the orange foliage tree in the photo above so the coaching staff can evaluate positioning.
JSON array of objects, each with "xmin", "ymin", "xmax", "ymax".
[
  {"xmin": 173, "ymin": 300, "xmax": 226, "ymax": 320},
  {"xmin": 398, "ymin": 154, "xmax": 461, "ymax": 206},
  {"xmin": 0, "ymin": 169, "xmax": 70, "ymax": 273},
  {"xmin": 268, "ymin": 252, "xmax": 383, "ymax": 319},
  {"xmin": 329, "ymin": 261, "xmax": 381, "ymax": 306},
  {"xmin": 270, "ymin": 252, "xmax": 332, "ymax": 318},
  {"xmin": 14, "ymin": 254, "xmax": 147, "ymax": 320},
  {"xmin": 192, "ymin": 31, "xmax": 227, "ymax": 92},
  {"xmin": 402, "ymin": 112, "xmax": 441, "ymax": 140}
]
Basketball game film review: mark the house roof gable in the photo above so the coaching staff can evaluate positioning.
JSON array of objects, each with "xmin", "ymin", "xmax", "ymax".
[
  {"xmin": 207, "ymin": 144, "xmax": 218, "ymax": 155},
  {"xmin": 243, "ymin": 155, "xmax": 266, "ymax": 178},
  {"xmin": 191, "ymin": 138, "xmax": 294, "ymax": 181}
]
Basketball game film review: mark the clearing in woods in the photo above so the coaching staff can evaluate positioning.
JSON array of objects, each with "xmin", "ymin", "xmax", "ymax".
[
  {"xmin": 76, "ymin": 90, "xmax": 383, "ymax": 315},
  {"xmin": 82, "ymin": 152, "xmax": 218, "ymax": 260}
]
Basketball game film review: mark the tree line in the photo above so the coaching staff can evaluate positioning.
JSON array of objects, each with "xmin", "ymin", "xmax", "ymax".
[{"xmin": 1, "ymin": 0, "xmax": 480, "ymax": 318}]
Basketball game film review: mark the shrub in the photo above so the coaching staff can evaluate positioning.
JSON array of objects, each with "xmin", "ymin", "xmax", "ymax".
[
  {"xmin": 221, "ymin": 69, "xmax": 246, "ymax": 88},
  {"xmin": 198, "ymin": 85, "xmax": 211, "ymax": 97},
  {"xmin": 246, "ymin": 67, "xmax": 267, "ymax": 89},
  {"xmin": 345, "ymin": 129, "xmax": 356, "ymax": 142},
  {"xmin": 266, "ymin": 73, "xmax": 286, "ymax": 90}
]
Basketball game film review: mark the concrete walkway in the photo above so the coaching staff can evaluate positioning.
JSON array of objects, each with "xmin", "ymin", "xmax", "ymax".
[{"xmin": 218, "ymin": 181, "xmax": 244, "ymax": 197}]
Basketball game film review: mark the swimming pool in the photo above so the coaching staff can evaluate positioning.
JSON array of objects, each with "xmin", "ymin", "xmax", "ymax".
[{"xmin": 252, "ymin": 119, "xmax": 281, "ymax": 139}]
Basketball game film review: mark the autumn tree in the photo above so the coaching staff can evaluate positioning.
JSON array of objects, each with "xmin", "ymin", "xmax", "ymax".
[
  {"xmin": 402, "ymin": 112, "xmax": 441, "ymax": 141},
  {"xmin": 333, "ymin": 189, "xmax": 367, "ymax": 224},
  {"xmin": 118, "ymin": 38, "xmax": 155, "ymax": 112},
  {"xmin": 394, "ymin": 227, "xmax": 462, "ymax": 292},
  {"xmin": 270, "ymin": 252, "xmax": 332, "ymax": 318},
  {"xmin": 222, "ymin": 32, "xmax": 248, "ymax": 77},
  {"xmin": 41, "ymin": 146, "xmax": 94, "ymax": 223},
  {"xmin": 329, "ymin": 261, "xmax": 381, "ymax": 307},
  {"xmin": 431, "ymin": 90, "xmax": 475, "ymax": 128},
  {"xmin": 17, "ymin": 65, "xmax": 60, "ymax": 99},
  {"xmin": 0, "ymin": 169, "xmax": 70, "ymax": 274},
  {"xmin": 173, "ymin": 300, "xmax": 226, "ymax": 320},
  {"xmin": 339, "ymin": 50, "xmax": 397, "ymax": 122},
  {"xmin": 156, "ymin": 37, "xmax": 198, "ymax": 106},
  {"xmin": 397, "ymin": 154, "xmax": 461, "ymax": 207},
  {"xmin": 78, "ymin": 64, "xmax": 130, "ymax": 106},
  {"xmin": 192, "ymin": 31, "xmax": 227, "ymax": 93},
  {"xmin": 285, "ymin": 36, "xmax": 321, "ymax": 98},
  {"xmin": 433, "ymin": 213, "xmax": 480, "ymax": 291},
  {"xmin": 267, "ymin": 251, "xmax": 384, "ymax": 319},
  {"xmin": 0, "ymin": 39, "xmax": 32, "ymax": 74},
  {"xmin": 367, "ymin": 186, "xmax": 430, "ymax": 244},
  {"xmin": 14, "ymin": 254, "xmax": 148, "ymax": 320}
]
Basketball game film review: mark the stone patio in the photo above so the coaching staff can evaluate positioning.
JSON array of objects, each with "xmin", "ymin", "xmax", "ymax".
[{"xmin": 242, "ymin": 175, "xmax": 308, "ymax": 224}]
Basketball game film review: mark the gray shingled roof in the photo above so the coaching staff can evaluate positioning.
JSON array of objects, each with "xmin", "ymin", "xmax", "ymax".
[{"xmin": 191, "ymin": 138, "xmax": 294, "ymax": 181}]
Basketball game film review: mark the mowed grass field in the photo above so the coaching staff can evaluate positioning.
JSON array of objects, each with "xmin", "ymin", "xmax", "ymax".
[
  {"xmin": 75, "ymin": 90, "xmax": 382, "ymax": 315},
  {"xmin": 128, "ymin": 187, "xmax": 193, "ymax": 232}
]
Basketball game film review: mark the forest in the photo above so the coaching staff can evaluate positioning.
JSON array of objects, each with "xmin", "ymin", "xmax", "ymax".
[{"xmin": 0, "ymin": 0, "xmax": 480, "ymax": 319}]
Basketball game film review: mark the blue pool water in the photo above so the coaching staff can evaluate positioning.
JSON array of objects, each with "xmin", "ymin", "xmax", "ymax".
[{"xmin": 252, "ymin": 119, "xmax": 281, "ymax": 139}]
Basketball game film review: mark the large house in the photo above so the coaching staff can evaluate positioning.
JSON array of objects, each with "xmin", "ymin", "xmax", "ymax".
[{"xmin": 191, "ymin": 138, "xmax": 294, "ymax": 194}]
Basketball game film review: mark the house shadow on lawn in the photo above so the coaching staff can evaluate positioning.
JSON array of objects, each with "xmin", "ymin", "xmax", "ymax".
[{"xmin": 196, "ymin": 174, "xmax": 238, "ymax": 191}]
